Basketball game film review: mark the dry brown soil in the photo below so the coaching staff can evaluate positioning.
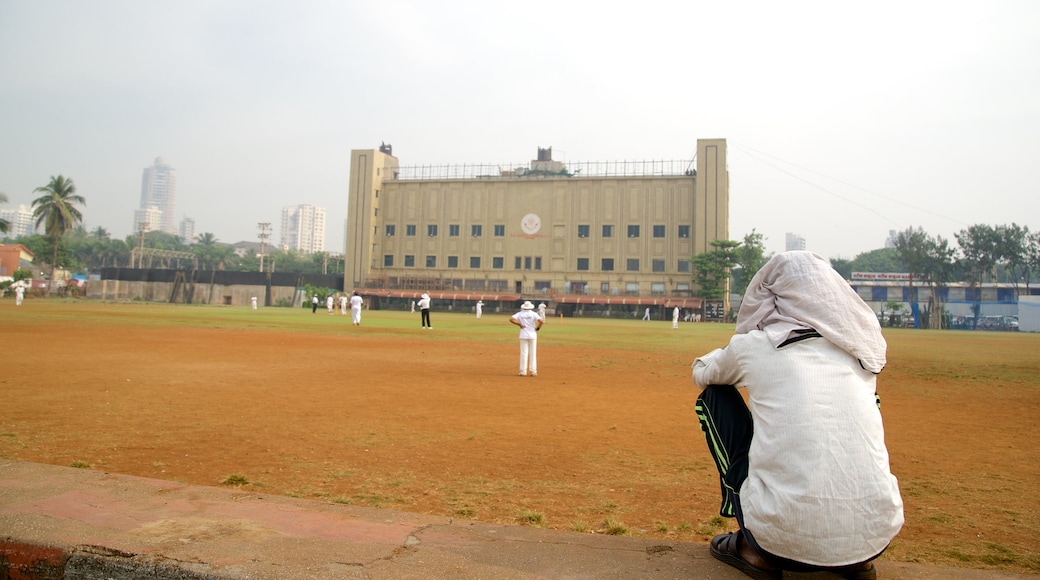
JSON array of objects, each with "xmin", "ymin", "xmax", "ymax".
[{"xmin": 1, "ymin": 301, "xmax": 1038, "ymax": 574}]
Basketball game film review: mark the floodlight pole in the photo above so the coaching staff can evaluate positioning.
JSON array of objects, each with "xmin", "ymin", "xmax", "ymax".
[{"xmin": 258, "ymin": 222, "xmax": 272, "ymax": 273}]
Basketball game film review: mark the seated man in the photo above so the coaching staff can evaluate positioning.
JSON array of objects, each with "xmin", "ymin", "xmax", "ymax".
[{"xmin": 692, "ymin": 251, "xmax": 903, "ymax": 580}]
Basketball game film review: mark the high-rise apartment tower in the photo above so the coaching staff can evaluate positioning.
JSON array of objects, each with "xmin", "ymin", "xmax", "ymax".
[
  {"xmin": 280, "ymin": 204, "xmax": 327, "ymax": 253},
  {"xmin": 138, "ymin": 157, "xmax": 178, "ymax": 235}
]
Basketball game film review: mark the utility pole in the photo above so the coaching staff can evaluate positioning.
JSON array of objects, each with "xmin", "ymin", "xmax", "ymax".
[
  {"xmin": 257, "ymin": 222, "xmax": 271, "ymax": 273},
  {"xmin": 137, "ymin": 222, "xmax": 149, "ymax": 268}
]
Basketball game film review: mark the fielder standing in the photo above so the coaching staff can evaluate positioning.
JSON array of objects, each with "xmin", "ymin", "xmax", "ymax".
[
  {"xmin": 510, "ymin": 301, "xmax": 543, "ymax": 376},
  {"xmin": 418, "ymin": 293, "xmax": 432, "ymax": 329},
  {"xmin": 349, "ymin": 291, "xmax": 363, "ymax": 325}
]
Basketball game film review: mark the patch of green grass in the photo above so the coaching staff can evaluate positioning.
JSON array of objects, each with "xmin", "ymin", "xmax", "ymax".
[
  {"xmin": 70, "ymin": 460, "xmax": 90, "ymax": 469},
  {"xmin": 927, "ymin": 512, "xmax": 957, "ymax": 524},
  {"xmin": 221, "ymin": 474, "xmax": 249, "ymax": 486},
  {"xmin": 331, "ymin": 496, "xmax": 351, "ymax": 504},
  {"xmin": 518, "ymin": 510, "xmax": 544, "ymax": 526},
  {"xmin": 351, "ymin": 493, "xmax": 403, "ymax": 507},
  {"xmin": 981, "ymin": 543, "xmax": 1021, "ymax": 566},
  {"xmin": 654, "ymin": 521, "xmax": 669, "ymax": 533},
  {"xmin": 602, "ymin": 517, "xmax": 627, "ymax": 535},
  {"xmin": 677, "ymin": 521, "xmax": 692, "ymax": 532},
  {"xmin": 696, "ymin": 515, "xmax": 728, "ymax": 536},
  {"xmin": 454, "ymin": 507, "xmax": 476, "ymax": 517},
  {"xmin": 573, "ymin": 520, "xmax": 589, "ymax": 533}
]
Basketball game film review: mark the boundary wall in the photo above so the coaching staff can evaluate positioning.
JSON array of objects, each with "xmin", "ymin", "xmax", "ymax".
[{"xmin": 89, "ymin": 268, "xmax": 344, "ymax": 307}]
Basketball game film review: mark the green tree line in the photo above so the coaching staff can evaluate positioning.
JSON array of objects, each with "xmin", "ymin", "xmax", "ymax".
[
  {"xmin": 2, "ymin": 176, "xmax": 344, "ymax": 280},
  {"xmin": 692, "ymin": 223, "xmax": 1038, "ymax": 329}
]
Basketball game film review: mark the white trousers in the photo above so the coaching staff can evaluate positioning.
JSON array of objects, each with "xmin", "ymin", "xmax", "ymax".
[
  {"xmin": 352, "ymin": 306, "xmax": 362, "ymax": 325},
  {"xmin": 519, "ymin": 338, "xmax": 538, "ymax": 375}
]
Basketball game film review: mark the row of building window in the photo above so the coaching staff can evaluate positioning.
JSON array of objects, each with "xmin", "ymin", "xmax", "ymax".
[
  {"xmin": 385, "ymin": 224, "xmax": 691, "ymax": 238},
  {"xmin": 383, "ymin": 255, "xmax": 692, "ymax": 273}
]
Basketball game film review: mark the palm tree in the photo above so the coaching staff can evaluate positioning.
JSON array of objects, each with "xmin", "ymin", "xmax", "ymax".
[
  {"xmin": 32, "ymin": 175, "xmax": 86, "ymax": 295},
  {"xmin": 0, "ymin": 192, "xmax": 10, "ymax": 234}
]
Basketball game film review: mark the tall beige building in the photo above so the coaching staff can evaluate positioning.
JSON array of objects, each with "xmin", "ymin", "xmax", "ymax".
[{"xmin": 345, "ymin": 139, "xmax": 728, "ymax": 315}]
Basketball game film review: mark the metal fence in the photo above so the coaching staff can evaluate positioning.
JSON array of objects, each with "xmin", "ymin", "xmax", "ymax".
[{"xmin": 395, "ymin": 159, "xmax": 696, "ymax": 181}]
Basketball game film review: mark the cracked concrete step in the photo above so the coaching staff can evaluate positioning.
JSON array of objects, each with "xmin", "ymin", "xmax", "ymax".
[{"xmin": 0, "ymin": 461, "xmax": 1030, "ymax": 579}]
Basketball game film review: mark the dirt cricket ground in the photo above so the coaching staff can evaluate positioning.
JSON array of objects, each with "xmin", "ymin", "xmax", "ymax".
[{"xmin": 1, "ymin": 300, "xmax": 1038, "ymax": 575}]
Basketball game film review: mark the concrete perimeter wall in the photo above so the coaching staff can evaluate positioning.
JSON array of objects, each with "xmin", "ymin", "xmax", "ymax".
[{"xmin": 89, "ymin": 268, "xmax": 344, "ymax": 307}]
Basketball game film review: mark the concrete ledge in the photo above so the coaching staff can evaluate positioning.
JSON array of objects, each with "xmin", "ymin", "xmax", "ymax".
[{"xmin": 0, "ymin": 461, "xmax": 1028, "ymax": 579}]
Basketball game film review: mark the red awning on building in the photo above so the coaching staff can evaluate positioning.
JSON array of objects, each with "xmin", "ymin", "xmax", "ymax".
[
  {"xmin": 552, "ymin": 295, "xmax": 703, "ymax": 309},
  {"xmin": 358, "ymin": 289, "xmax": 702, "ymax": 309},
  {"xmin": 362, "ymin": 289, "xmax": 522, "ymax": 302}
]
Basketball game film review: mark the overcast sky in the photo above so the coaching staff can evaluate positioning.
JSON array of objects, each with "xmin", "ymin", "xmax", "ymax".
[{"xmin": 1, "ymin": 1, "xmax": 1037, "ymax": 259}]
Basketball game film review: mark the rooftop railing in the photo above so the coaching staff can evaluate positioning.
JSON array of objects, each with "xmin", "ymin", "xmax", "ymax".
[{"xmin": 395, "ymin": 159, "xmax": 697, "ymax": 180}]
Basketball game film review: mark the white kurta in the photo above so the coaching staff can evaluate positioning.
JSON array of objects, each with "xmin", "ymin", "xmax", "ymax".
[{"xmin": 693, "ymin": 330, "xmax": 903, "ymax": 566}]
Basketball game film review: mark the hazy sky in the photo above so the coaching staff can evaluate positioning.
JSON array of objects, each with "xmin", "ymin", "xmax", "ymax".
[{"xmin": 1, "ymin": 1, "xmax": 1037, "ymax": 259}]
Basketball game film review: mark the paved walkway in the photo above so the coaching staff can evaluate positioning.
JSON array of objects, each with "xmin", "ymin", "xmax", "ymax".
[{"xmin": 0, "ymin": 461, "xmax": 1029, "ymax": 579}]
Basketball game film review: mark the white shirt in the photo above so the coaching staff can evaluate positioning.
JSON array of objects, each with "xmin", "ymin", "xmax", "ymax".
[
  {"xmin": 350, "ymin": 295, "xmax": 363, "ymax": 309},
  {"xmin": 511, "ymin": 310, "xmax": 541, "ymax": 340},
  {"xmin": 417, "ymin": 297, "xmax": 430, "ymax": 310},
  {"xmin": 693, "ymin": 330, "xmax": 903, "ymax": 566}
]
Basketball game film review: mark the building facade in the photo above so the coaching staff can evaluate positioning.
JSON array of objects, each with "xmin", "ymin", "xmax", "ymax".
[
  {"xmin": 280, "ymin": 204, "xmax": 327, "ymax": 253},
  {"xmin": 0, "ymin": 204, "xmax": 36, "ymax": 239},
  {"xmin": 138, "ymin": 157, "xmax": 177, "ymax": 236},
  {"xmin": 133, "ymin": 206, "xmax": 163, "ymax": 235},
  {"xmin": 785, "ymin": 232, "xmax": 806, "ymax": 251},
  {"xmin": 345, "ymin": 139, "xmax": 728, "ymax": 314},
  {"xmin": 179, "ymin": 217, "xmax": 197, "ymax": 244}
]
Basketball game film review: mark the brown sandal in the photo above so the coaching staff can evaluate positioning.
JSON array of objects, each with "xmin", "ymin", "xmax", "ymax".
[{"xmin": 709, "ymin": 530, "xmax": 782, "ymax": 580}]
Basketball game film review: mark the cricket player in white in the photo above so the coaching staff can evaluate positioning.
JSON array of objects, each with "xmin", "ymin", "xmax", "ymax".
[
  {"xmin": 349, "ymin": 291, "xmax": 363, "ymax": 325},
  {"xmin": 510, "ymin": 301, "xmax": 543, "ymax": 376},
  {"xmin": 339, "ymin": 295, "xmax": 348, "ymax": 315},
  {"xmin": 673, "ymin": 306, "xmax": 680, "ymax": 329}
]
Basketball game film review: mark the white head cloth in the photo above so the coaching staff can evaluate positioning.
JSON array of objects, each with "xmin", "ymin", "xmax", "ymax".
[{"xmin": 736, "ymin": 251, "xmax": 887, "ymax": 373}]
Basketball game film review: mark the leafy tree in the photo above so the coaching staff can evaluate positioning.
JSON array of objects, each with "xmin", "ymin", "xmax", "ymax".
[
  {"xmin": 193, "ymin": 232, "xmax": 234, "ymax": 271},
  {"xmin": 847, "ymin": 248, "xmax": 905, "ymax": 274},
  {"xmin": 995, "ymin": 223, "xmax": 1029, "ymax": 295},
  {"xmin": 0, "ymin": 192, "xmax": 9, "ymax": 234},
  {"xmin": 829, "ymin": 258, "xmax": 853, "ymax": 279},
  {"xmin": 691, "ymin": 240, "xmax": 739, "ymax": 299},
  {"xmin": 31, "ymin": 176, "xmax": 86, "ymax": 295},
  {"xmin": 731, "ymin": 229, "xmax": 771, "ymax": 295},
  {"xmin": 893, "ymin": 226, "xmax": 957, "ymax": 329},
  {"xmin": 1025, "ymin": 231, "xmax": 1040, "ymax": 292},
  {"xmin": 955, "ymin": 224, "xmax": 1000, "ymax": 326}
]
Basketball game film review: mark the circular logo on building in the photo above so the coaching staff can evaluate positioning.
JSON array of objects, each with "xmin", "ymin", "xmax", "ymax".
[{"xmin": 520, "ymin": 213, "xmax": 542, "ymax": 235}]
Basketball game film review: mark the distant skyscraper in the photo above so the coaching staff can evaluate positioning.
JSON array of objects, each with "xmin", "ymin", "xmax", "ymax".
[
  {"xmin": 280, "ymin": 204, "xmax": 326, "ymax": 253},
  {"xmin": 884, "ymin": 229, "xmax": 898, "ymax": 249},
  {"xmin": 785, "ymin": 232, "xmax": 806, "ymax": 251},
  {"xmin": 138, "ymin": 157, "xmax": 177, "ymax": 235},
  {"xmin": 0, "ymin": 204, "xmax": 37, "ymax": 238},
  {"xmin": 180, "ymin": 217, "xmax": 196, "ymax": 244}
]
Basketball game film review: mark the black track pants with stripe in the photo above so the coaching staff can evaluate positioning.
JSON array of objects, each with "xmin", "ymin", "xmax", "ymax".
[{"xmin": 695, "ymin": 385, "xmax": 751, "ymax": 519}]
